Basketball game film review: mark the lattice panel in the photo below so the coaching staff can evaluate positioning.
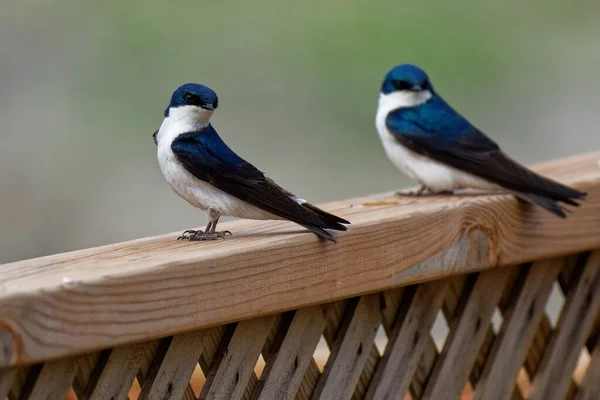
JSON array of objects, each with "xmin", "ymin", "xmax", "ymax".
[{"xmin": 1, "ymin": 250, "xmax": 599, "ymax": 400}]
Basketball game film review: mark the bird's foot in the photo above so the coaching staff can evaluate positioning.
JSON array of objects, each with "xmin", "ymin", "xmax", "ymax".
[
  {"xmin": 395, "ymin": 186, "xmax": 453, "ymax": 197},
  {"xmin": 177, "ymin": 229, "xmax": 202, "ymax": 240},
  {"xmin": 178, "ymin": 229, "xmax": 232, "ymax": 241}
]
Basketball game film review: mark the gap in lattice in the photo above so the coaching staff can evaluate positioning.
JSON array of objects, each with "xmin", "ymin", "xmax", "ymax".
[
  {"xmin": 314, "ymin": 335, "xmax": 330, "ymax": 372},
  {"xmin": 431, "ymin": 310, "xmax": 449, "ymax": 352},
  {"xmin": 462, "ymin": 381, "xmax": 474, "ymax": 399},
  {"xmin": 545, "ymin": 282, "xmax": 565, "ymax": 327},
  {"xmin": 374, "ymin": 324, "xmax": 389, "ymax": 355},
  {"xmin": 403, "ymin": 392, "xmax": 413, "ymax": 400},
  {"xmin": 190, "ymin": 363, "xmax": 206, "ymax": 396},
  {"xmin": 255, "ymin": 353, "xmax": 266, "ymax": 378},
  {"xmin": 66, "ymin": 387, "xmax": 78, "ymax": 400},
  {"xmin": 516, "ymin": 367, "xmax": 531, "ymax": 398},
  {"xmin": 491, "ymin": 307, "xmax": 503, "ymax": 334},
  {"xmin": 573, "ymin": 346, "xmax": 591, "ymax": 385},
  {"xmin": 128, "ymin": 376, "xmax": 142, "ymax": 400}
]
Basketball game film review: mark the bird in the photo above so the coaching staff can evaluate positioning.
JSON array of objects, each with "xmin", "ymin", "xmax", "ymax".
[
  {"xmin": 154, "ymin": 83, "xmax": 349, "ymax": 242},
  {"xmin": 375, "ymin": 64, "xmax": 586, "ymax": 218}
]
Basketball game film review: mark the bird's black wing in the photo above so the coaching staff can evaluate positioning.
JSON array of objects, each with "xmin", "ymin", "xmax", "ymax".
[
  {"xmin": 170, "ymin": 127, "xmax": 348, "ymax": 232},
  {"xmin": 386, "ymin": 108, "xmax": 586, "ymax": 206}
]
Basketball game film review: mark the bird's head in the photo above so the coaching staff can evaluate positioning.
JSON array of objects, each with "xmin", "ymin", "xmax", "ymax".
[
  {"xmin": 380, "ymin": 64, "xmax": 433, "ymax": 108},
  {"xmin": 164, "ymin": 83, "xmax": 219, "ymax": 126}
]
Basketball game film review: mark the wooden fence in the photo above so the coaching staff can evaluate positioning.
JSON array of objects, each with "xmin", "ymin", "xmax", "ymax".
[{"xmin": 1, "ymin": 152, "xmax": 600, "ymax": 400}]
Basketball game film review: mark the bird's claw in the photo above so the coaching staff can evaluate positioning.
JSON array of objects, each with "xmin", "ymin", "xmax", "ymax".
[
  {"xmin": 177, "ymin": 229, "xmax": 203, "ymax": 240},
  {"xmin": 177, "ymin": 229, "xmax": 232, "ymax": 241}
]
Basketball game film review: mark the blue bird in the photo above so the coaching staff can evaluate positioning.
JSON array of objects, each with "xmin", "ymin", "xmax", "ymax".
[
  {"xmin": 154, "ymin": 83, "xmax": 349, "ymax": 241},
  {"xmin": 375, "ymin": 64, "xmax": 586, "ymax": 218}
]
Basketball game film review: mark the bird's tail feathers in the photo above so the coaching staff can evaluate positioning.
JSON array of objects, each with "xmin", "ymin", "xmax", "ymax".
[
  {"xmin": 302, "ymin": 202, "xmax": 350, "ymax": 231},
  {"xmin": 297, "ymin": 223, "xmax": 338, "ymax": 243}
]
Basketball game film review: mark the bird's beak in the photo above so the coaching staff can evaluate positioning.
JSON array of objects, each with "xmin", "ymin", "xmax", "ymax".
[
  {"xmin": 152, "ymin": 130, "xmax": 158, "ymax": 145},
  {"xmin": 201, "ymin": 104, "xmax": 214, "ymax": 111},
  {"xmin": 410, "ymin": 85, "xmax": 423, "ymax": 91}
]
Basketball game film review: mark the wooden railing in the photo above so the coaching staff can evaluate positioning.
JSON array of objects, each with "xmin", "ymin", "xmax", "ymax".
[{"xmin": 1, "ymin": 152, "xmax": 599, "ymax": 400}]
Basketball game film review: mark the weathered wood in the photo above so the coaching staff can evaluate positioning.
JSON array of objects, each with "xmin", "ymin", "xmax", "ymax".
[
  {"xmin": 0, "ymin": 367, "xmax": 17, "ymax": 398},
  {"xmin": 422, "ymin": 268, "xmax": 514, "ymax": 400},
  {"xmin": 529, "ymin": 251, "xmax": 600, "ymax": 400},
  {"xmin": 90, "ymin": 342, "xmax": 149, "ymax": 400},
  {"xmin": 312, "ymin": 294, "xmax": 381, "ymax": 400},
  {"xmin": 27, "ymin": 357, "xmax": 79, "ymax": 400},
  {"xmin": 365, "ymin": 280, "xmax": 447, "ymax": 399},
  {"xmin": 575, "ymin": 342, "xmax": 600, "ymax": 400},
  {"xmin": 137, "ymin": 330, "xmax": 206, "ymax": 400},
  {"xmin": 253, "ymin": 306, "xmax": 327, "ymax": 400},
  {"xmin": 199, "ymin": 316, "xmax": 272, "ymax": 400},
  {"xmin": 1, "ymin": 153, "xmax": 599, "ymax": 367},
  {"xmin": 474, "ymin": 258, "xmax": 563, "ymax": 400}
]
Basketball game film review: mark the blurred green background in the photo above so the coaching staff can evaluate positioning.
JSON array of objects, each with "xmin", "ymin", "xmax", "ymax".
[{"xmin": 1, "ymin": 1, "xmax": 599, "ymax": 263}]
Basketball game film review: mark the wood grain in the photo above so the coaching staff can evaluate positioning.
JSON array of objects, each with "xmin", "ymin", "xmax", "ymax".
[
  {"xmin": 253, "ymin": 306, "xmax": 327, "ymax": 400},
  {"xmin": 138, "ymin": 330, "xmax": 207, "ymax": 400},
  {"xmin": 311, "ymin": 294, "xmax": 381, "ymax": 400},
  {"xmin": 199, "ymin": 316, "xmax": 272, "ymax": 400},
  {"xmin": 422, "ymin": 268, "xmax": 514, "ymax": 400},
  {"xmin": 1, "ymin": 153, "xmax": 599, "ymax": 367},
  {"xmin": 529, "ymin": 251, "xmax": 600, "ymax": 400},
  {"xmin": 89, "ymin": 342, "xmax": 150, "ymax": 400},
  {"xmin": 473, "ymin": 258, "xmax": 563, "ymax": 400},
  {"xmin": 365, "ymin": 280, "xmax": 447, "ymax": 400}
]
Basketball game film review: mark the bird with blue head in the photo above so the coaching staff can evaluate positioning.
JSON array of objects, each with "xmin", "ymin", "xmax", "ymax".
[
  {"xmin": 153, "ymin": 83, "xmax": 349, "ymax": 241},
  {"xmin": 375, "ymin": 64, "xmax": 586, "ymax": 217}
]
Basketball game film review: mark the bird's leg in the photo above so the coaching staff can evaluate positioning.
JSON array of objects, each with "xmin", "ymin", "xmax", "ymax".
[
  {"xmin": 396, "ymin": 185, "xmax": 454, "ymax": 197},
  {"xmin": 187, "ymin": 209, "xmax": 231, "ymax": 241}
]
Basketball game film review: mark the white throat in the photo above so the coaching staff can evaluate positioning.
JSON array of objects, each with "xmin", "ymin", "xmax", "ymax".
[
  {"xmin": 376, "ymin": 89, "xmax": 432, "ymax": 117},
  {"xmin": 156, "ymin": 105, "xmax": 213, "ymax": 146}
]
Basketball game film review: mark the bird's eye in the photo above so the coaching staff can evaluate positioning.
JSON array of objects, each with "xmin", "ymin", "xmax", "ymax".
[
  {"xmin": 183, "ymin": 92, "xmax": 200, "ymax": 104},
  {"xmin": 391, "ymin": 80, "xmax": 412, "ymax": 91}
]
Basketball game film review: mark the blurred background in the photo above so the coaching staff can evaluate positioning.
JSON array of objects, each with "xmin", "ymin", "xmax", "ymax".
[{"xmin": 1, "ymin": 0, "xmax": 599, "ymax": 264}]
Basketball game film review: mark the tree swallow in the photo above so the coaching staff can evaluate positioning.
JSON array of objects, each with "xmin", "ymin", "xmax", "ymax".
[
  {"xmin": 154, "ymin": 83, "xmax": 349, "ymax": 241},
  {"xmin": 375, "ymin": 64, "xmax": 586, "ymax": 217}
]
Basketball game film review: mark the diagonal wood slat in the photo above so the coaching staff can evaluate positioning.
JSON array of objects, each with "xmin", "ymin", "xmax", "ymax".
[
  {"xmin": 575, "ymin": 341, "xmax": 600, "ymax": 400},
  {"xmin": 474, "ymin": 258, "xmax": 563, "ymax": 400},
  {"xmin": 0, "ymin": 367, "xmax": 17, "ymax": 399},
  {"xmin": 311, "ymin": 294, "xmax": 381, "ymax": 400},
  {"xmin": 422, "ymin": 268, "xmax": 514, "ymax": 400},
  {"xmin": 529, "ymin": 250, "xmax": 600, "ymax": 400},
  {"xmin": 199, "ymin": 316, "xmax": 273, "ymax": 400},
  {"xmin": 365, "ymin": 280, "xmax": 447, "ymax": 399},
  {"xmin": 90, "ymin": 342, "xmax": 151, "ymax": 400},
  {"xmin": 27, "ymin": 357, "xmax": 79, "ymax": 400},
  {"xmin": 253, "ymin": 306, "xmax": 327, "ymax": 400}
]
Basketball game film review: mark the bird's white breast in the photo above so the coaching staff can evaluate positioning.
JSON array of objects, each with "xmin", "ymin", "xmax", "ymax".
[
  {"xmin": 375, "ymin": 91, "xmax": 497, "ymax": 191},
  {"xmin": 155, "ymin": 107, "xmax": 279, "ymax": 220}
]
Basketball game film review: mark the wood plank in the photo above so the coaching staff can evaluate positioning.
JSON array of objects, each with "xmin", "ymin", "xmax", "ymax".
[
  {"xmin": 138, "ymin": 330, "xmax": 207, "ymax": 400},
  {"xmin": 253, "ymin": 306, "xmax": 327, "ymax": 400},
  {"xmin": 0, "ymin": 367, "xmax": 17, "ymax": 399},
  {"xmin": 311, "ymin": 294, "xmax": 382, "ymax": 400},
  {"xmin": 422, "ymin": 268, "xmax": 513, "ymax": 400},
  {"xmin": 27, "ymin": 357, "xmax": 79, "ymax": 400},
  {"xmin": 89, "ymin": 342, "xmax": 150, "ymax": 400},
  {"xmin": 529, "ymin": 251, "xmax": 600, "ymax": 400},
  {"xmin": 575, "ymin": 342, "xmax": 600, "ymax": 400},
  {"xmin": 474, "ymin": 258, "xmax": 563, "ymax": 400},
  {"xmin": 365, "ymin": 280, "xmax": 448, "ymax": 400},
  {"xmin": 1, "ymin": 153, "xmax": 599, "ymax": 367},
  {"xmin": 199, "ymin": 316, "xmax": 272, "ymax": 400}
]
